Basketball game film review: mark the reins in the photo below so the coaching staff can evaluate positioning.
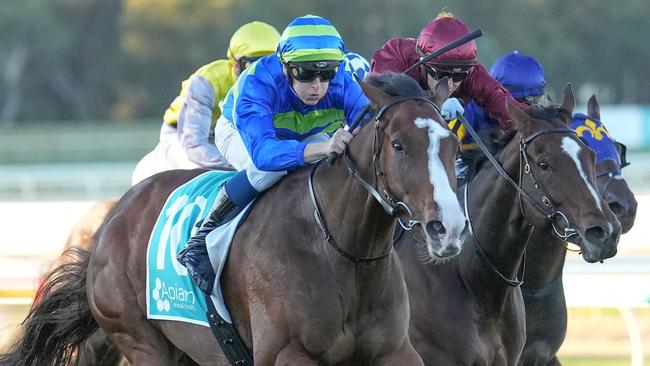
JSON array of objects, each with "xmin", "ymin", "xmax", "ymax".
[
  {"xmin": 308, "ymin": 96, "xmax": 439, "ymax": 263},
  {"xmin": 458, "ymin": 114, "xmax": 580, "ymax": 239},
  {"xmin": 457, "ymin": 113, "xmax": 581, "ymax": 286}
]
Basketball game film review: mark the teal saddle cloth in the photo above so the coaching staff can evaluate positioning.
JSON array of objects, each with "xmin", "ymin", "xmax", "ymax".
[{"xmin": 146, "ymin": 170, "xmax": 252, "ymax": 326}]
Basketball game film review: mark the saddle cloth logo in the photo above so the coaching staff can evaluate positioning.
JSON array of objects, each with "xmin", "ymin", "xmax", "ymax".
[{"xmin": 146, "ymin": 170, "xmax": 235, "ymax": 326}]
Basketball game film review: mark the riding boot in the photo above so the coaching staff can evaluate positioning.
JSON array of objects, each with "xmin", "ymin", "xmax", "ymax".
[
  {"xmin": 177, "ymin": 186, "xmax": 237, "ymax": 295},
  {"xmin": 177, "ymin": 170, "xmax": 261, "ymax": 295}
]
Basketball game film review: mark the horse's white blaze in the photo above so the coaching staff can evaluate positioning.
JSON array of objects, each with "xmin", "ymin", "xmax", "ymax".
[
  {"xmin": 561, "ymin": 137, "xmax": 604, "ymax": 211},
  {"xmin": 414, "ymin": 117, "xmax": 466, "ymax": 238}
]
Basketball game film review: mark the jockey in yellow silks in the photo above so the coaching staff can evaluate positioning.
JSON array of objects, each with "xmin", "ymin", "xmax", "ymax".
[{"xmin": 131, "ymin": 21, "xmax": 281, "ymax": 185}]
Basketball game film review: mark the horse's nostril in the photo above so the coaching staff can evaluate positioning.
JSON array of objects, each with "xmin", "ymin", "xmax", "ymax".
[
  {"xmin": 608, "ymin": 201, "xmax": 624, "ymax": 216},
  {"xmin": 584, "ymin": 226, "xmax": 607, "ymax": 243},
  {"xmin": 427, "ymin": 220, "xmax": 446, "ymax": 236}
]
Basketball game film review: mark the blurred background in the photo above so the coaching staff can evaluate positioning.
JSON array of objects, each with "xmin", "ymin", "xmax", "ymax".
[{"xmin": 1, "ymin": 0, "xmax": 649, "ymax": 365}]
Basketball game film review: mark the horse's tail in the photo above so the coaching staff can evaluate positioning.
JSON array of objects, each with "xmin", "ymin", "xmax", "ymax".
[{"xmin": 0, "ymin": 247, "xmax": 98, "ymax": 366}]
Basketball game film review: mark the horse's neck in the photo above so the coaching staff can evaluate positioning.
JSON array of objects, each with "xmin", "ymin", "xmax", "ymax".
[
  {"xmin": 522, "ymin": 234, "xmax": 567, "ymax": 291},
  {"xmin": 313, "ymin": 129, "xmax": 395, "ymax": 266},
  {"xmin": 461, "ymin": 143, "xmax": 531, "ymax": 304}
]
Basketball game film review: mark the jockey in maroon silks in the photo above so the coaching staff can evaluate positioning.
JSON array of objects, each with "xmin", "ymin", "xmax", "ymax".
[{"xmin": 371, "ymin": 11, "xmax": 529, "ymax": 129}]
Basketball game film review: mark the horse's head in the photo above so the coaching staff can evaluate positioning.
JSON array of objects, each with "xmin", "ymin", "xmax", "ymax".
[
  {"xmin": 359, "ymin": 73, "xmax": 467, "ymax": 260},
  {"xmin": 507, "ymin": 84, "xmax": 621, "ymax": 262},
  {"xmin": 585, "ymin": 95, "xmax": 637, "ymax": 233}
]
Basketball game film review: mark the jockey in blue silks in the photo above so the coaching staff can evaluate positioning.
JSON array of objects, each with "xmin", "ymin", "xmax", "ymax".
[
  {"xmin": 178, "ymin": 15, "xmax": 371, "ymax": 295},
  {"xmin": 456, "ymin": 51, "xmax": 626, "ymax": 180}
]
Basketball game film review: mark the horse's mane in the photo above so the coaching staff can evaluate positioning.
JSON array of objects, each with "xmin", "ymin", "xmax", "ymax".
[
  {"xmin": 365, "ymin": 72, "xmax": 426, "ymax": 98},
  {"xmin": 463, "ymin": 104, "xmax": 568, "ymax": 178},
  {"xmin": 528, "ymin": 104, "xmax": 570, "ymax": 129}
]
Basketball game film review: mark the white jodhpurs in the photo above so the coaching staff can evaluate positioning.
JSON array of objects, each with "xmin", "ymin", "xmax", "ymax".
[
  {"xmin": 131, "ymin": 124, "xmax": 202, "ymax": 186},
  {"xmin": 214, "ymin": 116, "xmax": 285, "ymax": 191},
  {"xmin": 214, "ymin": 115, "xmax": 330, "ymax": 192}
]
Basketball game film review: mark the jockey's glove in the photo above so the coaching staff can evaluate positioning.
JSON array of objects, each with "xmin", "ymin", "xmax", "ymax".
[{"xmin": 441, "ymin": 98, "xmax": 465, "ymax": 121}]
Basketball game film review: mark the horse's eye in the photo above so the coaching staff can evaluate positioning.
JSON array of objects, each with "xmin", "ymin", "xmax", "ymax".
[
  {"xmin": 537, "ymin": 160, "xmax": 550, "ymax": 170},
  {"xmin": 391, "ymin": 140, "xmax": 404, "ymax": 153}
]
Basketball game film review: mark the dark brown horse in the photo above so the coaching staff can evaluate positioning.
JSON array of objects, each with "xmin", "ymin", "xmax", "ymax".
[
  {"xmin": 396, "ymin": 85, "xmax": 621, "ymax": 365},
  {"xmin": 1, "ymin": 73, "xmax": 467, "ymax": 366},
  {"xmin": 518, "ymin": 94, "xmax": 637, "ymax": 366}
]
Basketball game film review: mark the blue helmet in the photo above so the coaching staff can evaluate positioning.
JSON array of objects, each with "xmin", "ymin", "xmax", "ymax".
[
  {"xmin": 342, "ymin": 51, "xmax": 371, "ymax": 81},
  {"xmin": 490, "ymin": 51, "xmax": 545, "ymax": 99},
  {"xmin": 277, "ymin": 15, "xmax": 345, "ymax": 63}
]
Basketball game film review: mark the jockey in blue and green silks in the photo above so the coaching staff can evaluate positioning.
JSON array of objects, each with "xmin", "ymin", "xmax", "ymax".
[
  {"xmin": 131, "ymin": 21, "xmax": 281, "ymax": 185},
  {"xmin": 178, "ymin": 15, "xmax": 371, "ymax": 295}
]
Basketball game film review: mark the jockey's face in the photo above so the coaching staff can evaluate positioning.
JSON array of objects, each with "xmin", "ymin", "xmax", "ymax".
[
  {"xmin": 422, "ymin": 63, "xmax": 472, "ymax": 95},
  {"xmin": 285, "ymin": 66, "xmax": 330, "ymax": 105},
  {"xmin": 426, "ymin": 72, "xmax": 461, "ymax": 95}
]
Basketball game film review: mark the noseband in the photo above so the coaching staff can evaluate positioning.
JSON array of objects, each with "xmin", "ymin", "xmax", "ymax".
[{"xmin": 308, "ymin": 96, "xmax": 440, "ymax": 263}]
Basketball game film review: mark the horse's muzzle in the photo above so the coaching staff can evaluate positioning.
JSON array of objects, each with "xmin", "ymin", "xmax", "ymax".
[
  {"xmin": 424, "ymin": 219, "xmax": 468, "ymax": 259},
  {"xmin": 580, "ymin": 223, "xmax": 620, "ymax": 263}
]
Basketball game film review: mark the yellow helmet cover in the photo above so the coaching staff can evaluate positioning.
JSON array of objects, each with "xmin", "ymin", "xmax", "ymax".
[{"xmin": 227, "ymin": 21, "xmax": 281, "ymax": 60}]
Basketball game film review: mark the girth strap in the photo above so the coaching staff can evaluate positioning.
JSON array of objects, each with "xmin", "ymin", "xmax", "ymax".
[{"xmin": 204, "ymin": 294, "xmax": 253, "ymax": 365}]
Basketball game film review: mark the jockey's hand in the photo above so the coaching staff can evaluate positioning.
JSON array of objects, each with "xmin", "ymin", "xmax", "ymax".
[
  {"xmin": 441, "ymin": 98, "xmax": 465, "ymax": 121},
  {"xmin": 327, "ymin": 127, "xmax": 354, "ymax": 155}
]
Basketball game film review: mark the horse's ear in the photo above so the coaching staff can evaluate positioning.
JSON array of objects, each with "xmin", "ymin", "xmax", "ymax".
[
  {"xmin": 430, "ymin": 76, "xmax": 451, "ymax": 109},
  {"xmin": 587, "ymin": 94, "xmax": 600, "ymax": 120},
  {"xmin": 555, "ymin": 83, "xmax": 575, "ymax": 125},
  {"xmin": 506, "ymin": 98, "xmax": 529, "ymax": 131},
  {"xmin": 560, "ymin": 83, "xmax": 575, "ymax": 115},
  {"xmin": 359, "ymin": 80, "xmax": 390, "ymax": 110}
]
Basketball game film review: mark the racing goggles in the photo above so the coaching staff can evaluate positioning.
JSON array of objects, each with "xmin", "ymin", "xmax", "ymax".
[
  {"xmin": 422, "ymin": 63, "xmax": 470, "ymax": 83},
  {"xmin": 237, "ymin": 56, "xmax": 262, "ymax": 71},
  {"xmin": 287, "ymin": 61, "xmax": 340, "ymax": 82}
]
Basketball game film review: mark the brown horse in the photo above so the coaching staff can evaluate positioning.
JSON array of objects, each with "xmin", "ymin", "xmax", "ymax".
[
  {"xmin": 518, "ymin": 94, "xmax": 637, "ymax": 366},
  {"xmin": 396, "ymin": 85, "xmax": 621, "ymax": 365},
  {"xmin": 1, "ymin": 73, "xmax": 467, "ymax": 366}
]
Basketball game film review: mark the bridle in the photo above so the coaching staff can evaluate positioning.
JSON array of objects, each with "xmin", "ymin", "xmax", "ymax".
[
  {"xmin": 517, "ymin": 128, "xmax": 580, "ymax": 241},
  {"xmin": 596, "ymin": 170, "xmax": 621, "ymax": 194},
  {"xmin": 458, "ymin": 113, "xmax": 582, "ymax": 286},
  {"xmin": 308, "ymin": 96, "xmax": 440, "ymax": 263}
]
